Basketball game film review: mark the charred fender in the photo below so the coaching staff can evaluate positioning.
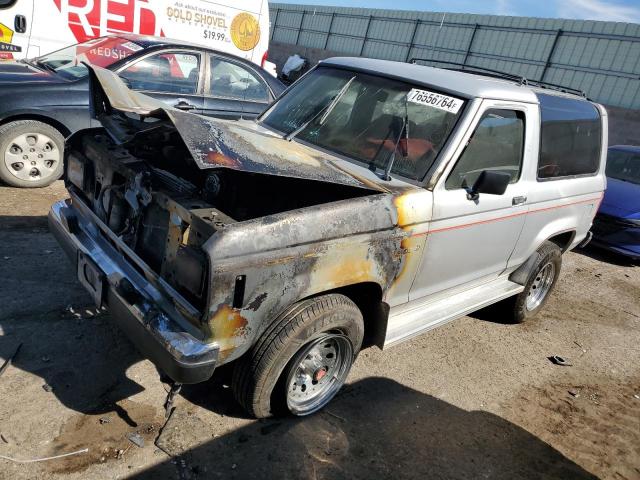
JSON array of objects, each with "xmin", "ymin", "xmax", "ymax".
[{"xmin": 201, "ymin": 190, "xmax": 433, "ymax": 362}]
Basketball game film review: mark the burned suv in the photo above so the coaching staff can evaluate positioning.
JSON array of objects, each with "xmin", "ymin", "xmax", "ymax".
[{"xmin": 49, "ymin": 59, "xmax": 607, "ymax": 417}]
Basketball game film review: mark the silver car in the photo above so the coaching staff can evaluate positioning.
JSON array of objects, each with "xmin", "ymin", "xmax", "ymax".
[{"xmin": 49, "ymin": 58, "xmax": 607, "ymax": 418}]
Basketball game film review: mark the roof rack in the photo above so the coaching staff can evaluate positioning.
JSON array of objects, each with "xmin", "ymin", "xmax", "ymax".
[{"xmin": 409, "ymin": 58, "xmax": 587, "ymax": 98}]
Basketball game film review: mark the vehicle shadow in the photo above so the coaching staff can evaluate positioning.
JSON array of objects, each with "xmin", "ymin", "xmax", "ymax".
[
  {"xmin": 469, "ymin": 299, "xmax": 517, "ymax": 324},
  {"xmin": 179, "ymin": 364, "xmax": 253, "ymax": 419},
  {"xmin": 133, "ymin": 377, "xmax": 597, "ymax": 480},
  {"xmin": 0, "ymin": 213, "xmax": 252, "ymax": 425},
  {"xmin": 0, "ymin": 214, "xmax": 148, "ymax": 424},
  {"xmin": 574, "ymin": 244, "xmax": 639, "ymax": 267}
]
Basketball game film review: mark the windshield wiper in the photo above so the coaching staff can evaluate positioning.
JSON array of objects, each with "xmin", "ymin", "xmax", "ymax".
[
  {"xmin": 35, "ymin": 60, "xmax": 56, "ymax": 73},
  {"xmin": 380, "ymin": 96, "xmax": 410, "ymax": 181},
  {"xmin": 284, "ymin": 76, "xmax": 356, "ymax": 142},
  {"xmin": 380, "ymin": 117, "xmax": 408, "ymax": 181}
]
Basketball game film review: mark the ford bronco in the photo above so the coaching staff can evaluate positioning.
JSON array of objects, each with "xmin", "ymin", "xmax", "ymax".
[{"xmin": 49, "ymin": 58, "xmax": 607, "ymax": 417}]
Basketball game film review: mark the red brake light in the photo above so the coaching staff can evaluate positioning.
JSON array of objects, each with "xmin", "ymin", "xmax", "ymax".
[{"xmin": 261, "ymin": 51, "xmax": 268, "ymax": 68}]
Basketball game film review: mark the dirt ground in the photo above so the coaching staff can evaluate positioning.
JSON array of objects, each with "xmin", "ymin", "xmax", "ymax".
[{"xmin": 0, "ymin": 181, "xmax": 638, "ymax": 480}]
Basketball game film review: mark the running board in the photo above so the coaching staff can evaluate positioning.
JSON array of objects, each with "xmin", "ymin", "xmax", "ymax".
[{"xmin": 384, "ymin": 278, "xmax": 524, "ymax": 348}]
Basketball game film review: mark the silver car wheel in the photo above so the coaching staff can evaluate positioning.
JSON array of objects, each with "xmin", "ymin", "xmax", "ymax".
[
  {"xmin": 526, "ymin": 262, "xmax": 556, "ymax": 311},
  {"xmin": 4, "ymin": 133, "xmax": 60, "ymax": 183},
  {"xmin": 286, "ymin": 333, "xmax": 353, "ymax": 416}
]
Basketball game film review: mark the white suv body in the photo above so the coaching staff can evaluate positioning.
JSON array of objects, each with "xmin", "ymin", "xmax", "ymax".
[{"xmin": 49, "ymin": 59, "xmax": 607, "ymax": 417}]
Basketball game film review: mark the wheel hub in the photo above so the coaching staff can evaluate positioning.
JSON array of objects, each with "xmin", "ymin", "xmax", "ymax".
[
  {"xmin": 313, "ymin": 367, "xmax": 328, "ymax": 382},
  {"xmin": 526, "ymin": 261, "xmax": 556, "ymax": 311},
  {"xmin": 4, "ymin": 132, "xmax": 59, "ymax": 182},
  {"xmin": 286, "ymin": 333, "xmax": 353, "ymax": 415}
]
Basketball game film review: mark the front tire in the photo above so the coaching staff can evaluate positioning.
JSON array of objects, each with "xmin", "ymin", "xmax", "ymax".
[
  {"xmin": 232, "ymin": 294, "xmax": 364, "ymax": 418},
  {"xmin": 0, "ymin": 120, "xmax": 64, "ymax": 188},
  {"xmin": 510, "ymin": 241, "xmax": 562, "ymax": 323}
]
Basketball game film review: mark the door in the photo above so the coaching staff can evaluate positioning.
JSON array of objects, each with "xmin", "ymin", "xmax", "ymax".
[
  {"xmin": 0, "ymin": 0, "xmax": 32, "ymax": 60},
  {"xmin": 410, "ymin": 101, "xmax": 535, "ymax": 301},
  {"xmin": 203, "ymin": 54, "xmax": 271, "ymax": 120},
  {"xmin": 118, "ymin": 50, "xmax": 205, "ymax": 114}
]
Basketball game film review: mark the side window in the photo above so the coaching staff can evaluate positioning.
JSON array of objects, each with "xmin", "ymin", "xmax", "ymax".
[
  {"xmin": 446, "ymin": 109, "xmax": 525, "ymax": 190},
  {"xmin": 210, "ymin": 57, "xmax": 269, "ymax": 103},
  {"xmin": 606, "ymin": 149, "xmax": 640, "ymax": 184},
  {"xmin": 538, "ymin": 94, "xmax": 601, "ymax": 179},
  {"xmin": 605, "ymin": 150, "xmax": 629, "ymax": 177},
  {"xmin": 120, "ymin": 52, "xmax": 200, "ymax": 95}
]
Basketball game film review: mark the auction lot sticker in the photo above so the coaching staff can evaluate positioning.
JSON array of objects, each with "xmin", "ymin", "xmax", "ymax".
[{"xmin": 407, "ymin": 89, "xmax": 464, "ymax": 114}]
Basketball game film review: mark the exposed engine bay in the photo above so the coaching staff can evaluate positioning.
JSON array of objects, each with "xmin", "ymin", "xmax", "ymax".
[{"xmin": 65, "ymin": 128, "xmax": 375, "ymax": 312}]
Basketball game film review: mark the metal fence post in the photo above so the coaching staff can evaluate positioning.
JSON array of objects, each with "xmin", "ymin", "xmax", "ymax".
[
  {"xmin": 359, "ymin": 15, "xmax": 373, "ymax": 56},
  {"xmin": 294, "ymin": 11, "xmax": 306, "ymax": 45},
  {"xmin": 270, "ymin": 8, "xmax": 280, "ymax": 40},
  {"xmin": 540, "ymin": 29, "xmax": 563, "ymax": 81},
  {"xmin": 405, "ymin": 19, "xmax": 420, "ymax": 62},
  {"xmin": 324, "ymin": 13, "xmax": 335, "ymax": 50},
  {"xmin": 462, "ymin": 23, "xmax": 479, "ymax": 67}
]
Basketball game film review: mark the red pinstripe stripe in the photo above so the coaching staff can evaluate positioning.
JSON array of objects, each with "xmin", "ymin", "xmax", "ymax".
[{"xmin": 409, "ymin": 194, "xmax": 603, "ymax": 237}]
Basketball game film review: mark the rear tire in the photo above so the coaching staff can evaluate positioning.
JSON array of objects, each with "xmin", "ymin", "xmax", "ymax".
[
  {"xmin": 0, "ymin": 120, "xmax": 64, "ymax": 188},
  {"xmin": 509, "ymin": 241, "xmax": 562, "ymax": 323},
  {"xmin": 232, "ymin": 294, "xmax": 364, "ymax": 418}
]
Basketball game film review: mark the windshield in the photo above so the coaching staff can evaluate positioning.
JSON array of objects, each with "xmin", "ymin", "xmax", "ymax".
[
  {"xmin": 606, "ymin": 149, "xmax": 640, "ymax": 185},
  {"xmin": 261, "ymin": 67, "xmax": 464, "ymax": 181},
  {"xmin": 34, "ymin": 37, "xmax": 143, "ymax": 80}
]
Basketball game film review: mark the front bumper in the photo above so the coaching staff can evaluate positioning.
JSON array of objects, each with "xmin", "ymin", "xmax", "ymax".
[{"xmin": 48, "ymin": 198, "xmax": 218, "ymax": 384}]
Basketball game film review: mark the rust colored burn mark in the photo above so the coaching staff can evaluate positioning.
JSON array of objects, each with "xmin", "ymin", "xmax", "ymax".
[
  {"xmin": 332, "ymin": 259, "xmax": 372, "ymax": 285},
  {"xmin": 211, "ymin": 304, "xmax": 248, "ymax": 338},
  {"xmin": 246, "ymin": 292, "xmax": 268, "ymax": 311},
  {"xmin": 394, "ymin": 194, "xmax": 418, "ymax": 229},
  {"xmin": 210, "ymin": 304, "xmax": 249, "ymax": 361},
  {"xmin": 387, "ymin": 218, "xmax": 426, "ymax": 299},
  {"xmin": 314, "ymin": 255, "xmax": 374, "ymax": 291},
  {"xmin": 398, "ymin": 237, "xmax": 411, "ymax": 258},
  {"xmin": 206, "ymin": 151, "xmax": 242, "ymax": 168},
  {"xmin": 393, "ymin": 190, "xmax": 431, "ymax": 233}
]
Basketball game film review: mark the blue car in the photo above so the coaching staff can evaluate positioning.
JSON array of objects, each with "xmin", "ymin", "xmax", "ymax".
[{"xmin": 592, "ymin": 146, "xmax": 640, "ymax": 260}]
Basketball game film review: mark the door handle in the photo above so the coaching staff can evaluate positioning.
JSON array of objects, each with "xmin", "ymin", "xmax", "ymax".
[
  {"xmin": 14, "ymin": 15, "xmax": 27, "ymax": 34},
  {"xmin": 512, "ymin": 196, "xmax": 527, "ymax": 206},
  {"xmin": 174, "ymin": 99, "xmax": 195, "ymax": 111}
]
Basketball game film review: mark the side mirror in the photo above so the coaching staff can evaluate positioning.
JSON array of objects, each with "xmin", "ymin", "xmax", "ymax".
[{"xmin": 466, "ymin": 170, "xmax": 511, "ymax": 201}]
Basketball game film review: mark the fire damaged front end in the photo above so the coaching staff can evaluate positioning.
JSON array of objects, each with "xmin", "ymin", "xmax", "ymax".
[{"xmin": 49, "ymin": 66, "xmax": 427, "ymax": 384}]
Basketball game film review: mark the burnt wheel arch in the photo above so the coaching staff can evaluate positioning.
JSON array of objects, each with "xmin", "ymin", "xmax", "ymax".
[{"xmin": 295, "ymin": 282, "xmax": 388, "ymax": 350}]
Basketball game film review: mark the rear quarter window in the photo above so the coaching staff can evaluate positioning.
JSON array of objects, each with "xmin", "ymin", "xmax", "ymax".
[{"xmin": 537, "ymin": 94, "xmax": 602, "ymax": 180}]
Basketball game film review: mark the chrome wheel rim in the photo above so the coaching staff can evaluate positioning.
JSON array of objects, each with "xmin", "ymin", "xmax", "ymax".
[
  {"xmin": 286, "ymin": 333, "xmax": 353, "ymax": 416},
  {"xmin": 526, "ymin": 262, "xmax": 556, "ymax": 311},
  {"xmin": 4, "ymin": 133, "xmax": 60, "ymax": 182}
]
